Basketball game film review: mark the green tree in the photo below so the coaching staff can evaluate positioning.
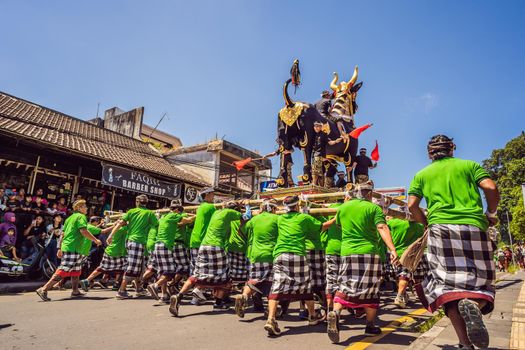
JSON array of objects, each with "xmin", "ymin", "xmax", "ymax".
[{"xmin": 482, "ymin": 131, "xmax": 525, "ymax": 240}]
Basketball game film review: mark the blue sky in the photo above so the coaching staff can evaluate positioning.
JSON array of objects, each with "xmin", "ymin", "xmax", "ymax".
[{"xmin": 1, "ymin": 1, "xmax": 524, "ymax": 190}]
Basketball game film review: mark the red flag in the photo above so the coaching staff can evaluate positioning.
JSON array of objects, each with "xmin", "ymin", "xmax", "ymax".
[
  {"xmin": 233, "ymin": 157, "xmax": 252, "ymax": 171},
  {"xmin": 349, "ymin": 123, "xmax": 372, "ymax": 139},
  {"xmin": 371, "ymin": 140, "xmax": 380, "ymax": 161}
]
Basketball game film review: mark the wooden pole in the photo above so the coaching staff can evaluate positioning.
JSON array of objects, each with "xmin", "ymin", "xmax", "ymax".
[{"xmin": 28, "ymin": 155, "xmax": 41, "ymax": 194}]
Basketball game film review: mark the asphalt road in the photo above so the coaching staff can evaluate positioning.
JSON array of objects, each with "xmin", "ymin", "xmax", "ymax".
[{"xmin": 0, "ymin": 286, "xmax": 433, "ymax": 350}]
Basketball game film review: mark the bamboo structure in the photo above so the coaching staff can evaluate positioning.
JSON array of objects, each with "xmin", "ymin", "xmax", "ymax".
[{"xmin": 104, "ymin": 185, "xmax": 411, "ymax": 222}]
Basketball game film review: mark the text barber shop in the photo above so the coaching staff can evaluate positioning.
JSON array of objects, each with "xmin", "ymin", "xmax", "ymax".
[{"xmin": 101, "ymin": 164, "xmax": 182, "ymax": 202}]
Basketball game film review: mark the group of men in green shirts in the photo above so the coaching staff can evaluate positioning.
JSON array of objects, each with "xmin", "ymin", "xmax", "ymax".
[{"xmin": 35, "ymin": 134, "xmax": 500, "ymax": 349}]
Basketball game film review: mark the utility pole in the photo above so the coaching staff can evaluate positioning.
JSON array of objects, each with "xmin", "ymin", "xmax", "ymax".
[{"xmin": 505, "ymin": 210, "xmax": 517, "ymax": 268}]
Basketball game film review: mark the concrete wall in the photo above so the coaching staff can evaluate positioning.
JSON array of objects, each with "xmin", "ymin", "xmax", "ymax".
[{"xmin": 104, "ymin": 107, "xmax": 144, "ymax": 140}]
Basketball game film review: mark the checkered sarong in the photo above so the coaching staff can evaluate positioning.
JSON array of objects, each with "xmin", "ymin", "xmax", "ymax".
[
  {"xmin": 248, "ymin": 262, "xmax": 273, "ymax": 284},
  {"xmin": 190, "ymin": 248, "xmax": 199, "ymax": 274},
  {"xmin": 228, "ymin": 251, "xmax": 249, "ymax": 282},
  {"xmin": 56, "ymin": 252, "xmax": 83, "ymax": 277},
  {"xmin": 411, "ymin": 254, "xmax": 430, "ymax": 283},
  {"xmin": 189, "ymin": 245, "xmax": 230, "ymax": 287},
  {"xmin": 325, "ymin": 254, "xmax": 341, "ymax": 298},
  {"xmin": 153, "ymin": 242, "xmax": 175, "ymax": 277},
  {"xmin": 96, "ymin": 253, "xmax": 127, "ymax": 273},
  {"xmin": 147, "ymin": 254, "xmax": 157, "ymax": 271},
  {"xmin": 172, "ymin": 243, "xmax": 190, "ymax": 275},
  {"xmin": 125, "ymin": 240, "xmax": 145, "ymax": 278},
  {"xmin": 418, "ymin": 224, "xmax": 496, "ymax": 314},
  {"xmin": 269, "ymin": 253, "xmax": 312, "ymax": 301},
  {"xmin": 307, "ymin": 250, "xmax": 326, "ymax": 292},
  {"xmin": 335, "ymin": 254, "xmax": 382, "ymax": 308}
]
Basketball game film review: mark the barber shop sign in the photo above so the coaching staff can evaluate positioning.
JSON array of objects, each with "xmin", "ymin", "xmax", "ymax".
[{"xmin": 101, "ymin": 164, "xmax": 182, "ymax": 199}]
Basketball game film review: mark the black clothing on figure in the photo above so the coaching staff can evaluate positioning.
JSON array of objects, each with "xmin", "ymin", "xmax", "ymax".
[
  {"xmin": 354, "ymin": 155, "xmax": 374, "ymax": 176},
  {"xmin": 335, "ymin": 178, "xmax": 347, "ymax": 189},
  {"xmin": 313, "ymin": 132, "xmax": 328, "ymax": 157}
]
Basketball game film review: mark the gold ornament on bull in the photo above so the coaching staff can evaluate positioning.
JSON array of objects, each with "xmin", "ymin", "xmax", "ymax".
[{"xmin": 330, "ymin": 66, "xmax": 359, "ymax": 93}]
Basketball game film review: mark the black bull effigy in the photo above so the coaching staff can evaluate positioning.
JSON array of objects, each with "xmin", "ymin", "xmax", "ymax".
[{"xmin": 275, "ymin": 60, "xmax": 363, "ymax": 187}]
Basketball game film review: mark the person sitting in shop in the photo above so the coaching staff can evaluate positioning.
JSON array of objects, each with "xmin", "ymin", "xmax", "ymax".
[
  {"xmin": 32, "ymin": 188, "xmax": 49, "ymax": 206},
  {"xmin": 57, "ymin": 197, "xmax": 68, "ymax": 215},
  {"xmin": 32, "ymin": 196, "xmax": 47, "ymax": 214},
  {"xmin": 0, "ymin": 227, "xmax": 20, "ymax": 261},
  {"xmin": 21, "ymin": 214, "xmax": 47, "ymax": 258}
]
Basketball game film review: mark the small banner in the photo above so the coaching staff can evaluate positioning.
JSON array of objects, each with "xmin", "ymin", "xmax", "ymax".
[{"xmin": 184, "ymin": 185, "xmax": 200, "ymax": 204}]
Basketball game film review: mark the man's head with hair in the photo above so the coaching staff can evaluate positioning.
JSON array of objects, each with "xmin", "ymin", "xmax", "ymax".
[
  {"xmin": 72, "ymin": 199, "xmax": 87, "ymax": 213},
  {"xmin": 89, "ymin": 216, "xmax": 102, "ymax": 224},
  {"xmin": 260, "ymin": 199, "xmax": 278, "ymax": 213},
  {"xmin": 223, "ymin": 200, "xmax": 240, "ymax": 211},
  {"xmin": 354, "ymin": 180, "xmax": 374, "ymax": 200},
  {"xmin": 283, "ymin": 195, "xmax": 300, "ymax": 212},
  {"xmin": 199, "ymin": 187, "xmax": 215, "ymax": 203},
  {"xmin": 427, "ymin": 134, "xmax": 455, "ymax": 161},
  {"xmin": 169, "ymin": 199, "xmax": 184, "ymax": 212},
  {"xmin": 136, "ymin": 194, "xmax": 149, "ymax": 207}
]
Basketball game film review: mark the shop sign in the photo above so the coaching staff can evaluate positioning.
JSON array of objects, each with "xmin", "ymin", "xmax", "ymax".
[
  {"xmin": 184, "ymin": 185, "xmax": 200, "ymax": 204},
  {"xmin": 375, "ymin": 187, "xmax": 406, "ymax": 200},
  {"xmin": 260, "ymin": 180, "xmax": 278, "ymax": 192},
  {"xmin": 101, "ymin": 164, "xmax": 181, "ymax": 199}
]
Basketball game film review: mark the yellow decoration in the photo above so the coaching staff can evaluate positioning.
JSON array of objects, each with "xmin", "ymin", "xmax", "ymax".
[
  {"xmin": 279, "ymin": 102, "xmax": 307, "ymax": 127},
  {"xmin": 322, "ymin": 123, "xmax": 330, "ymax": 135}
]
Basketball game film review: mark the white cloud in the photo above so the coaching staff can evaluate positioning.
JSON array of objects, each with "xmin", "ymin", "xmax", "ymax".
[{"xmin": 405, "ymin": 93, "xmax": 439, "ymax": 114}]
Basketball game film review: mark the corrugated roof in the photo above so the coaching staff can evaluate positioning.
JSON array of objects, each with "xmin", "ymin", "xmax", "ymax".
[{"xmin": 0, "ymin": 91, "xmax": 207, "ymax": 186}]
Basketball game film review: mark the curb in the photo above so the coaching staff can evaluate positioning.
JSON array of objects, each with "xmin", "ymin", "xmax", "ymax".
[{"xmin": 0, "ymin": 281, "xmax": 43, "ymax": 294}]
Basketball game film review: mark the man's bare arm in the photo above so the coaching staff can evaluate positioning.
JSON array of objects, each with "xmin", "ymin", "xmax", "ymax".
[{"xmin": 408, "ymin": 195, "xmax": 427, "ymax": 227}]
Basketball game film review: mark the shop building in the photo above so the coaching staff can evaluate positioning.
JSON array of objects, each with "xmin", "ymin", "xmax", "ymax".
[
  {"xmin": 0, "ymin": 91, "xmax": 207, "ymax": 215},
  {"xmin": 165, "ymin": 139, "xmax": 272, "ymax": 199}
]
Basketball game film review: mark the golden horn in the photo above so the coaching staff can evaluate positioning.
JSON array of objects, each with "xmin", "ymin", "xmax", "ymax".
[
  {"xmin": 348, "ymin": 65, "xmax": 358, "ymax": 86},
  {"xmin": 330, "ymin": 72, "xmax": 339, "ymax": 91}
]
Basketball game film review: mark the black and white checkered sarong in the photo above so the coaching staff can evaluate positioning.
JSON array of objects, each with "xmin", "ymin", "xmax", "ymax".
[
  {"xmin": 147, "ymin": 254, "xmax": 157, "ymax": 271},
  {"xmin": 125, "ymin": 240, "xmax": 145, "ymax": 278},
  {"xmin": 96, "ymin": 253, "xmax": 127, "ymax": 273},
  {"xmin": 418, "ymin": 224, "xmax": 496, "ymax": 314},
  {"xmin": 190, "ymin": 248, "xmax": 199, "ymax": 274},
  {"xmin": 172, "ymin": 243, "xmax": 190, "ymax": 275},
  {"xmin": 228, "ymin": 251, "xmax": 249, "ymax": 282},
  {"xmin": 335, "ymin": 254, "xmax": 383, "ymax": 307},
  {"xmin": 269, "ymin": 253, "xmax": 312, "ymax": 301},
  {"xmin": 248, "ymin": 262, "xmax": 273, "ymax": 284},
  {"xmin": 307, "ymin": 250, "xmax": 326, "ymax": 292},
  {"xmin": 189, "ymin": 245, "xmax": 230, "ymax": 286},
  {"xmin": 57, "ymin": 252, "xmax": 83, "ymax": 273},
  {"xmin": 153, "ymin": 242, "xmax": 175, "ymax": 276},
  {"xmin": 325, "ymin": 254, "xmax": 341, "ymax": 298}
]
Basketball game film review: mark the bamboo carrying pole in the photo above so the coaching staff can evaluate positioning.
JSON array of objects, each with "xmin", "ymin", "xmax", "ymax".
[{"xmin": 105, "ymin": 188, "xmax": 410, "ymax": 222}]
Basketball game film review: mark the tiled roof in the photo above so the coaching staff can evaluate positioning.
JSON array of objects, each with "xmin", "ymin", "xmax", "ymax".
[{"xmin": 0, "ymin": 91, "xmax": 207, "ymax": 186}]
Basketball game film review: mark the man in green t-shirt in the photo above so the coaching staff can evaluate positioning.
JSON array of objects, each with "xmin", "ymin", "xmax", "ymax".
[
  {"xmin": 146, "ymin": 200, "xmax": 193, "ymax": 303},
  {"xmin": 264, "ymin": 196, "xmax": 334, "ymax": 337},
  {"xmin": 228, "ymin": 219, "xmax": 249, "ymax": 284},
  {"xmin": 79, "ymin": 225, "xmax": 128, "ymax": 291},
  {"xmin": 235, "ymin": 199, "xmax": 279, "ymax": 318},
  {"xmin": 169, "ymin": 200, "xmax": 251, "ymax": 317},
  {"xmin": 36, "ymin": 200, "xmax": 102, "ymax": 301},
  {"xmin": 407, "ymin": 135, "xmax": 500, "ymax": 350},
  {"xmin": 327, "ymin": 182, "xmax": 398, "ymax": 343},
  {"xmin": 111, "ymin": 194, "xmax": 158, "ymax": 299},
  {"xmin": 386, "ymin": 217, "xmax": 425, "ymax": 309},
  {"xmin": 188, "ymin": 187, "xmax": 216, "ymax": 305},
  {"xmin": 78, "ymin": 216, "xmax": 113, "ymax": 292}
]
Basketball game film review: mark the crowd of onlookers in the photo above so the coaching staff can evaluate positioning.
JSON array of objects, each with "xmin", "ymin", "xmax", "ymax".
[
  {"xmin": 496, "ymin": 243, "xmax": 525, "ymax": 272},
  {"xmin": 0, "ymin": 187, "xmax": 85, "ymax": 265}
]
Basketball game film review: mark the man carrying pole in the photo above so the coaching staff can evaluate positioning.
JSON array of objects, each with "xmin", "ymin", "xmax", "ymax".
[{"xmin": 408, "ymin": 134, "xmax": 500, "ymax": 350}]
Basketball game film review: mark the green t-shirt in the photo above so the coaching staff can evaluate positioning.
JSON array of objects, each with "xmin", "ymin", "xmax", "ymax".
[
  {"xmin": 146, "ymin": 226, "xmax": 157, "ymax": 255},
  {"xmin": 122, "ymin": 207, "xmax": 158, "ymax": 245},
  {"xmin": 273, "ymin": 212, "xmax": 322, "ymax": 258},
  {"xmin": 305, "ymin": 216, "xmax": 324, "ymax": 251},
  {"xmin": 325, "ymin": 203, "xmax": 343, "ymax": 256},
  {"xmin": 201, "ymin": 208, "xmax": 241, "ymax": 249},
  {"xmin": 387, "ymin": 218, "xmax": 425, "ymax": 257},
  {"xmin": 105, "ymin": 226, "xmax": 128, "ymax": 257},
  {"xmin": 245, "ymin": 212, "xmax": 279, "ymax": 263},
  {"xmin": 336, "ymin": 199, "xmax": 386, "ymax": 256},
  {"xmin": 180, "ymin": 213, "xmax": 191, "ymax": 248},
  {"xmin": 156, "ymin": 212, "xmax": 184, "ymax": 250},
  {"xmin": 408, "ymin": 157, "xmax": 490, "ymax": 231},
  {"xmin": 81, "ymin": 224, "xmax": 102, "ymax": 256},
  {"xmin": 60, "ymin": 212, "xmax": 88, "ymax": 254},
  {"xmin": 190, "ymin": 202, "xmax": 216, "ymax": 249},
  {"xmin": 228, "ymin": 220, "xmax": 247, "ymax": 253}
]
